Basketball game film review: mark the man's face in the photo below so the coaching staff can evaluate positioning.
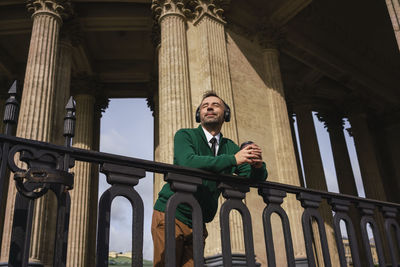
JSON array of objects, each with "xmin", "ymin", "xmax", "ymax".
[{"xmin": 199, "ymin": 96, "xmax": 225, "ymax": 127}]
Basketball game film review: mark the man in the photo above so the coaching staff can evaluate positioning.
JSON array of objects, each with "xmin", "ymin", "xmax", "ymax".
[{"xmin": 152, "ymin": 92, "xmax": 267, "ymax": 267}]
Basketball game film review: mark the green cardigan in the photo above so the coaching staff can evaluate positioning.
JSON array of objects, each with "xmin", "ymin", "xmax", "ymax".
[{"xmin": 154, "ymin": 125, "xmax": 268, "ymax": 227}]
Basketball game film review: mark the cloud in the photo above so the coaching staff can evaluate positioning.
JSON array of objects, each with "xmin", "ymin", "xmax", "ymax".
[{"xmin": 99, "ymin": 99, "xmax": 155, "ymax": 260}]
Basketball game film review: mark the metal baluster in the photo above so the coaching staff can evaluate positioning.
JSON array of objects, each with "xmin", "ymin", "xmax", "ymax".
[
  {"xmin": 52, "ymin": 97, "xmax": 76, "ymax": 267},
  {"xmin": 258, "ymin": 188, "xmax": 295, "ymax": 267},
  {"xmin": 329, "ymin": 198, "xmax": 361, "ymax": 267},
  {"xmin": 219, "ymin": 182, "xmax": 256, "ymax": 267},
  {"xmin": 8, "ymin": 183, "xmax": 36, "ymax": 267},
  {"xmin": 0, "ymin": 81, "xmax": 19, "ymax": 218},
  {"xmin": 381, "ymin": 206, "xmax": 400, "ymax": 266},
  {"xmin": 96, "ymin": 163, "xmax": 146, "ymax": 267},
  {"xmin": 358, "ymin": 202, "xmax": 386, "ymax": 267},
  {"xmin": 297, "ymin": 192, "xmax": 332, "ymax": 267},
  {"xmin": 164, "ymin": 173, "xmax": 203, "ymax": 267}
]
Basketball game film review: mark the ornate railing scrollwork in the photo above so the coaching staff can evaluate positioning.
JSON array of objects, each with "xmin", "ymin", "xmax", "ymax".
[{"xmin": 14, "ymin": 167, "xmax": 73, "ymax": 199}]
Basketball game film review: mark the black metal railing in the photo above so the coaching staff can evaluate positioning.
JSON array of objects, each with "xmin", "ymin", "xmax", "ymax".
[{"xmin": 0, "ymin": 83, "xmax": 399, "ymax": 267}]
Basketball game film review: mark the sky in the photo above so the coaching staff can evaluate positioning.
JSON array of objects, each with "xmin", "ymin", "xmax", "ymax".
[
  {"xmin": 99, "ymin": 98, "xmax": 154, "ymax": 260},
  {"xmin": 99, "ymin": 98, "xmax": 367, "ymax": 261}
]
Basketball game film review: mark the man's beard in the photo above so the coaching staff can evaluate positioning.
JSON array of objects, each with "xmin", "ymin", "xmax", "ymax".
[{"xmin": 202, "ymin": 116, "xmax": 223, "ymax": 128}]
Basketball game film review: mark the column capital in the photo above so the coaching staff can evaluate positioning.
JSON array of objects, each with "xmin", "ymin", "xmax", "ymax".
[
  {"xmin": 151, "ymin": 0, "xmax": 192, "ymax": 23},
  {"xmin": 191, "ymin": 0, "xmax": 230, "ymax": 25},
  {"xmin": 316, "ymin": 110, "xmax": 345, "ymax": 133},
  {"xmin": 26, "ymin": 0, "xmax": 73, "ymax": 22},
  {"xmin": 146, "ymin": 75, "xmax": 158, "ymax": 116},
  {"xmin": 71, "ymin": 75, "xmax": 109, "ymax": 116}
]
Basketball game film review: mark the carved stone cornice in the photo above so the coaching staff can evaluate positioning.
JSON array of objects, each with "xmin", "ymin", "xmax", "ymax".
[
  {"xmin": 151, "ymin": 0, "xmax": 192, "ymax": 23},
  {"xmin": 26, "ymin": 0, "xmax": 73, "ymax": 22},
  {"xmin": 191, "ymin": 0, "xmax": 230, "ymax": 25}
]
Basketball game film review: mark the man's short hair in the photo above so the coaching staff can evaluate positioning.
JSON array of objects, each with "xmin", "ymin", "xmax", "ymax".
[{"xmin": 201, "ymin": 91, "xmax": 226, "ymax": 108}]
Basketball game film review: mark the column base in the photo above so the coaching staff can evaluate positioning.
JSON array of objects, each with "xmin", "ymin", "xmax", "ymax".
[
  {"xmin": 204, "ymin": 253, "xmax": 261, "ymax": 266},
  {"xmin": 295, "ymin": 257, "xmax": 308, "ymax": 266},
  {"xmin": 0, "ymin": 263, "xmax": 43, "ymax": 267}
]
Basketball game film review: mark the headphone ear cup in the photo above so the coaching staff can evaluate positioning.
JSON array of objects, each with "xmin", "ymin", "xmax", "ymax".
[
  {"xmin": 195, "ymin": 107, "xmax": 201, "ymax": 123},
  {"xmin": 224, "ymin": 104, "xmax": 231, "ymax": 122}
]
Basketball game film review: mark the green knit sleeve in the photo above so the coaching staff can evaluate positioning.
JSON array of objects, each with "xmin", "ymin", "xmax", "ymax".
[{"xmin": 174, "ymin": 129, "xmax": 237, "ymax": 173}]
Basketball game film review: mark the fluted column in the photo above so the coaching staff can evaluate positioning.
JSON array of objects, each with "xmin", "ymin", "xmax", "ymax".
[
  {"xmin": 382, "ymin": 116, "xmax": 400, "ymax": 202},
  {"xmin": 151, "ymin": 0, "xmax": 193, "ymax": 198},
  {"xmin": 385, "ymin": 0, "xmax": 400, "ymax": 51},
  {"xmin": 192, "ymin": 1, "xmax": 237, "ymax": 141},
  {"xmin": 348, "ymin": 111, "xmax": 386, "ymax": 201},
  {"xmin": 317, "ymin": 111, "xmax": 368, "ymax": 265},
  {"xmin": 348, "ymin": 110, "xmax": 391, "ymax": 262},
  {"xmin": 261, "ymin": 44, "xmax": 306, "ymax": 262},
  {"xmin": 0, "ymin": 86, "xmax": 7, "ymax": 250},
  {"xmin": 295, "ymin": 105, "xmax": 339, "ymax": 265},
  {"xmin": 317, "ymin": 112, "xmax": 358, "ymax": 196},
  {"xmin": 86, "ymin": 102, "xmax": 102, "ymax": 267},
  {"xmin": 52, "ymin": 24, "xmax": 75, "ymax": 146},
  {"xmin": 288, "ymin": 111, "xmax": 305, "ymax": 187},
  {"xmin": 190, "ymin": 1, "xmax": 245, "ymax": 258},
  {"xmin": 1, "ymin": 1, "xmax": 70, "ymax": 264},
  {"xmin": 0, "ymin": 92, "xmax": 6, "ymax": 134},
  {"xmin": 295, "ymin": 105, "xmax": 326, "ymax": 188},
  {"xmin": 67, "ymin": 92, "xmax": 95, "ymax": 267}
]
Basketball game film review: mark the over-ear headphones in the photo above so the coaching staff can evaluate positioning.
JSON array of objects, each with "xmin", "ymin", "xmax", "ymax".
[{"xmin": 195, "ymin": 101, "xmax": 231, "ymax": 123}]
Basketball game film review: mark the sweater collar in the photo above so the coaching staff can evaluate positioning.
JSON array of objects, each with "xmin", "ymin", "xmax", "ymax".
[{"xmin": 196, "ymin": 125, "xmax": 224, "ymax": 146}]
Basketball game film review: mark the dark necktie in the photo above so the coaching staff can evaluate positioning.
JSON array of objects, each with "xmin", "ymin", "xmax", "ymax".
[{"xmin": 210, "ymin": 137, "xmax": 217, "ymax": 156}]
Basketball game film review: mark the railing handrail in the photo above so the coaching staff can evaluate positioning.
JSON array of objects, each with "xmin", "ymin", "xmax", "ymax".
[{"xmin": 1, "ymin": 133, "xmax": 399, "ymax": 210}]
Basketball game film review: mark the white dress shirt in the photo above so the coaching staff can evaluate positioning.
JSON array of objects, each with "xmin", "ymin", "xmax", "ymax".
[{"xmin": 201, "ymin": 126, "xmax": 221, "ymax": 156}]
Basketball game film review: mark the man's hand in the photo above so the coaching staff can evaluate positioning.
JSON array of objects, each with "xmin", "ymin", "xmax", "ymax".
[
  {"xmin": 248, "ymin": 143, "xmax": 263, "ymax": 168},
  {"xmin": 234, "ymin": 144, "xmax": 263, "ymax": 167}
]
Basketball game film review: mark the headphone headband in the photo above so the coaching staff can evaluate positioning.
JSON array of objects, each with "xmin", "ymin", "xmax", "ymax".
[{"xmin": 195, "ymin": 101, "xmax": 231, "ymax": 123}]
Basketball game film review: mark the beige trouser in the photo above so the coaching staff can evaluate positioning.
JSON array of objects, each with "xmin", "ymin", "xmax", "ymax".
[{"xmin": 151, "ymin": 210, "xmax": 207, "ymax": 267}]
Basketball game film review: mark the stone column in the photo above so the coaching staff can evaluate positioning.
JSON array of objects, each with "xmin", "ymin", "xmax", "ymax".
[
  {"xmin": 261, "ymin": 43, "xmax": 306, "ymax": 263},
  {"xmin": 294, "ymin": 105, "xmax": 339, "ymax": 265},
  {"xmin": 317, "ymin": 112, "xmax": 358, "ymax": 196},
  {"xmin": 385, "ymin": 0, "xmax": 400, "ymax": 51},
  {"xmin": 347, "ymin": 111, "xmax": 386, "ymax": 201},
  {"xmin": 0, "ymin": 83, "xmax": 7, "ymax": 250},
  {"xmin": 382, "ymin": 114, "xmax": 400, "ymax": 202},
  {"xmin": 294, "ymin": 105, "xmax": 326, "ymax": 189},
  {"xmin": 52, "ymin": 23, "xmax": 75, "ymax": 146},
  {"xmin": 189, "ymin": 1, "xmax": 246, "ymax": 259},
  {"xmin": 1, "ymin": 1, "xmax": 70, "ymax": 264},
  {"xmin": 0, "ymin": 86, "xmax": 6, "ymax": 134},
  {"xmin": 86, "ymin": 101, "xmax": 102, "ymax": 267},
  {"xmin": 191, "ymin": 0, "xmax": 237, "ymax": 141},
  {"xmin": 66, "ymin": 78, "xmax": 105, "ymax": 267},
  {"xmin": 348, "ymin": 110, "xmax": 391, "ymax": 262},
  {"xmin": 317, "ymin": 111, "xmax": 368, "ymax": 265},
  {"xmin": 288, "ymin": 111, "xmax": 305, "ymax": 187},
  {"xmin": 151, "ymin": 0, "xmax": 193, "ymax": 197}
]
